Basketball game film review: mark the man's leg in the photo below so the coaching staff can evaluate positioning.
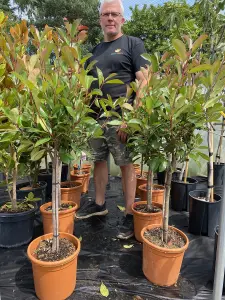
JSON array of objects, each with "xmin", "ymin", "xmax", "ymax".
[
  {"xmin": 75, "ymin": 134, "xmax": 109, "ymax": 219},
  {"xmin": 120, "ymin": 164, "xmax": 136, "ymax": 214},
  {"xmin": 94, "ymin": 160, "xmax": 108, "ymax": 206}
]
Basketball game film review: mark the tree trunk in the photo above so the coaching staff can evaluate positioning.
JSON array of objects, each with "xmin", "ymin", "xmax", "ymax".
[
  {"xmin": 147, "ymin": 167, "xmax": 153, "ymax": 212},
  {"xmin": 183, "ymin": 157, "xmax": 189, "ymax": 183},
  {"xmin": 140, "ymin": 155, "xmax": 144, "ymax": 178},
  {"xmin": 215, "ymin": 117, "xmax": 225, "ymax": 165},
  {"xmin": 12, "ymin": 147, "xmax": 17, "ymax": 210},
  {"xmin": 52, "ymin": 147, "xmax": 60, "ymax": 252},
  {"xmin": 206, "ymin": 123, "xmax": 214, "ymax": 202},
  {"xmin": 179, "ymin": 162, "xmax": 185, "ymax": 181},
  {"xmin": 163, "ymin": 154, "xmax": 176, "ymax": 243}
]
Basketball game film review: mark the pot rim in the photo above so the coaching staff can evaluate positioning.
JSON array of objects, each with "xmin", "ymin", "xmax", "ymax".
[
  {"xmin": 27, "ymin": 232, "xmax": 80, "ymax": 267},
  {"xmin": 40, "ymin": 201, "xmax": 78, "ymax": 215},
  {"xmin": 189, "ymin": 190, "xmax": 222, "ymax": 203},
  {"xmin": 60, "ymin": 181, "xmax": 82, "ymax": 190},
  {"xmin": 16, "ymin": 181, "xmax": 48, "ymax": 190},
  {"xmin": 141, "ymin": 224, "xmax": 189, "ymax": 254},
  {"xmin": 138, "ymin": 184, "xmax": 165, "ymax": 192},
  {"xmin": 171, "ymin": 177, "xmax": 198, "ymax": 185},
  {"xmin": 131, "ymin": 201, "xmax": 163, "ymax": 217}
]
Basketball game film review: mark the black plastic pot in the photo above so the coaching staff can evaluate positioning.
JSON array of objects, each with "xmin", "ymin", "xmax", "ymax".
[
  {"xmin": 171, "ymin": 177, "xmax": 198, "ymax": 212},
  {"xmin": 189, "ymin": 190, "xmax": 221, "ymax": 237},
  {"xmin": 157, "ymin": 168, "xmax": 182, "ymax": 185},
  {"xmin": 213, "ymin": 163, "xmax": 224, "ymax": 187},
  {"xmin": 0, "ymin": 204, "xmax": 37, "ymax": 248},
  {"xmin": 16, "ymin": 181, "xmax": 47, "ymax": 209},
  {"xmin": 38, "ymin": 170, "xmax": 52, "ymax": 198},
  {"xmin": 48, "ymin": 162, "xmax": 68, "ymax": 182}
]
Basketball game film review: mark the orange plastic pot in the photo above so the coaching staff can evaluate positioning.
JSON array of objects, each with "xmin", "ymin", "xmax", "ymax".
[
  {"xmin": 70, "ymin": 170, "xmax": 90, "ymax": 193},
  {"xmin": 141, "ymin": 224, "xmax": 189, "ymax": 286},
  {"xmin": 133, "ymin": 164, "xmax": 141, "ymax": 174},
  {"xmin": 132, "ymin": 201, "xmax": 162, "ymax": 242},
  {"xmin": 136, "ymin": 175, "xmax": 147, "ymax": 196},
  {"xmin": 40, "ymin": 201, "xmax": 77, "ymax": 234},
  {"xmin": 27, "ymin": 232, "xmax": 80, "ymax": 300},
  {"xmin": 73, "ymin": 163, "xmax": 92, "ymax": 173},
  {"xmin": 61, "ymin": 181, "xmax": 82, "ymax": 208},
  {"xmin": 138, "ymin": 184, "xmax": 165, "ymax": 205}
]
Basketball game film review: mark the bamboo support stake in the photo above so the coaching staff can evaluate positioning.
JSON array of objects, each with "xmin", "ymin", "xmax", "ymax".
[
  {"xmin": 179, "ymin": 162, "xmax": 185, "ymax": 181},
  {"xmin": 207, "ymin": 123, "xmax": 214, "ymax": 202},
  {"xmin": 52, "ymin": 147, "xmax": 59, "ymax": 252},
  {"xmin": 140, "ymin": 154, "xmax": 144, "ymax": 178},
  {"xmin": 12, "ymin": 147, "xmax": 17, "ymax": 210},
  {"xmin": 183, "ymin": 157, "xmax": 189, "ymax": 183},
  {"xmin": 215, "ymin": 117, "xmax": 225, "ymax": 165}
]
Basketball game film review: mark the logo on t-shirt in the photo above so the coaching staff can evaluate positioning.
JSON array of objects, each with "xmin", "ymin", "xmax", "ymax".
[{"xmin": 111, "ymin": 49, "xmax": 123, "ymax": 55}]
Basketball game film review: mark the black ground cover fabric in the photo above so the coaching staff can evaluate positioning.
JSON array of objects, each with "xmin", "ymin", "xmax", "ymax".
[{"xmin": 0, "ymin": 176, "xmax": 224, "ymax": 299}]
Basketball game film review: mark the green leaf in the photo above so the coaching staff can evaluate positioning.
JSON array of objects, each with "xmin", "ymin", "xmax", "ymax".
[
  {"xmin": 34, "ymin": 137, "xmax": 51, "ymax": 147},
  {"xmin": 142, "ymin": 53, "xmax": 158, "ymax": 72},
  {"xmin": 107, "ymin": 120, "xmax": 122, "ymax": 126},
  {"xmin": 18, "ymin": 140, "xmax": 33, "ymax": 153},
  {"xmin": 197, "ymin": 152, "xmax": 209, "ymax": 161},
  {"xmin": 192, "ymin": 34, "xmax": 208, "ymax": 52},
  {"xmin": 123, "ymin": 245, "xmax": 133, "ymax": 249},
  {"xmin": 117, "ymin": 205, "xmax": 125, "ymax": 211},
  {"xmin": 122, "ymin": 103, "xmax": 133, "ymax": 111},
  {"xmin": 79, "ymin": 236, "xmax": 82, "ymax": 241},
  {"xmin": 59, "ymin": 152, "xmax": 74, "ymax": 164},
  {"xmin": 100, "ymin": 282, "xmax": 109, "ymax": 297},
  {"xmin": 97, "ymin": 67, "xmax": 104, "ymax": 86},
  {"xmin": 106, "ymin": 79, "xmax": 124, "ymax": 84},
  {"xmin": 172, "ymin": 39, "xmax": 187, "ymax": 62},
  {"xmin": 188, "ymin": 64, "xmax": 212, "ymax": 73},
  {"xmin": 30, "ymin": 149, "xmax": 45, "ymax": 161}
]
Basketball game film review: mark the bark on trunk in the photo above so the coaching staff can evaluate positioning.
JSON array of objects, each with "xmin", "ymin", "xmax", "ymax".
[
  {"xmin": 140, "ymin": 155, "xmax": 144, "ymax": 178},
  {"xmin": 163, "ymin": 154, "xmax": 176, "ymax": 243},
  {"xmin": 179, "ymin": 162, "xmax": 186, "ymax": 181},
  {"xmin": 215, "ymin": 117, "xmax": 225, "ymax": 165},
  {"xmin": 206, "ymin": 123, "xmax": 214, "ymax": 202},
  {"xmin": 52, "ymin": 147, "xmax": 60, "ymax": 252},
  {"xmin": 12, "ymin": 147, "xmax": 17, "ymax": 210},
  {"xmin": 147, "ymin": 167, "xmax": 153, "ymax": 212}
]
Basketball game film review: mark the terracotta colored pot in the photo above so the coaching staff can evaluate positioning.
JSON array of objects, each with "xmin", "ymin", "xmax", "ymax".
[
  {"xmin": 27, "ymin": 232, "xmax": 80, "ymax": 300},
  {"xmin": 70, "ymin": 170, "xmax": 90, "ymax": 193},
  {"xmin": 40, "ymin": 201, "xmax": 77, "ymax": 234},
  {"xmin": 138, "ymin": 184, "xmax": 165, "ymax": 205},
  {"xmin": 133, "ymin": 164, "xmax": 141, "ymax": 174},
  {"xmin": 61, "ymin": 181, "xmax": 82, "ymax": 208},
  {"xmin": 141, "ymin": 224, "xmax": 189, "ymax": 286},
  {"xmin": 136, "ymin": 175, "xmax": 147, "ymax": 196},
  {"xmin": 132, "ymin": 201, "xmax": 163, "ymax": 242},
  {"xmin": 73, "ymin": 163, "xmax": 92, "ymax": 173}
]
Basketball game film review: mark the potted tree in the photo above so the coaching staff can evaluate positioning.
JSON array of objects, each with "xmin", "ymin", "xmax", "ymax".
[
  {"xmin": 138, "ymin": 35, "xmax": 224, "ymax": 286},
  {"xmin": 6, "ymin": 17, "xmax": 105, "ymax": 299}
]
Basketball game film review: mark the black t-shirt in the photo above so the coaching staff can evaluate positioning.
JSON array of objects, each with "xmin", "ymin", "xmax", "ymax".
[{"xmin": 86, "ymin": 35, "xmax": 148, "ymax": 118}]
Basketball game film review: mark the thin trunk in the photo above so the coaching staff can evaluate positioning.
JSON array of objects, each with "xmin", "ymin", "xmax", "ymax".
[
  {"xmin": 147, "ymin": 166, "xmax": 153, "ymax": 212},
  {"xmin": 183, "ymin": 157, "xmax": 189, "ymax": 183},
  {"xmin": 52, "ymin": 147, "xmax": 60, "ymax": 252},
  {"xmin": 5, "ymin": 171, "xmax": 12, "ymax": 203},
  {"xmin": 12, "ymin": 148, "xmax": 17, "ymax": 210},
  {"xmin": 179, "ymin": 162, "xmax": 185, "ymax": 181},
  {"xmin": 140, "ymin": 155, "xmax": 144, "ymax": 178},
  {"xmin": 206, "ymin": 123, "xmax": 214, "ymax": 202},
  {"xmin": 45, "ymin": 155, "xmax": 49, "ymax": 174},
  {"xmin": 163, "ymin": 154, "xmax": 176, "ymax": 243},
  {"xmin": 215, "ymin": 117, "xmax": 225, "ymax": 165}
]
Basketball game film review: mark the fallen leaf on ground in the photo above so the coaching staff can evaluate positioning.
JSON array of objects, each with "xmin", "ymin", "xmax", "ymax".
[
  {"xmin": 123, "ymin": 244, "xmax": 133, "ymax": 249},
  {"xmin": 100, "ymin": 282, "xmax": 109, "ymax": 297},
  {"xmin": 117, "ymin": 205, "xmax": 125, "ymax": 211}
]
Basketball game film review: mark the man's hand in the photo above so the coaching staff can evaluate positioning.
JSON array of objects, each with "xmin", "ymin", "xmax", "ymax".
[{"xmin": 117, "ymin": 123, "xmax": 128, "ymax": 143}]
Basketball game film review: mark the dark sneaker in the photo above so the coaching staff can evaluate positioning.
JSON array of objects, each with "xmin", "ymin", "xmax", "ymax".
[
  {"xmin": 116, "ymin": 214, "xmax": 134, "ymax": 240},
  {"xmin": 75, "ymin": 200, "xmax": 108, "ymax": 219}
]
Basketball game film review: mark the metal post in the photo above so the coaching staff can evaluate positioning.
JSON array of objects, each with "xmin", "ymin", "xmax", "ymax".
[{"xmin": 213, "ymin": 168, "xmax": 225, "ymax": 300}]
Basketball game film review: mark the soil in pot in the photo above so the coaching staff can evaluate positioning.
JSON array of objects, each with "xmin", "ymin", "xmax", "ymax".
[
  {"xmin": 134, "ymin": 203, "xmax": 161, "ymax": 213},
  {"xmin": 45, "ymin": 203, "xmax": 75, "ymax": 212},
  {"xmin": 144, "ymin": 227, "xmax": 186, "ymax": 249},
  {"xmin": 0, "ymin": 202, "xmax": 36, "ymax": 213},
  {"xmin": 34, "ymin": 238, "xmax": 76, "ymax": 262}
]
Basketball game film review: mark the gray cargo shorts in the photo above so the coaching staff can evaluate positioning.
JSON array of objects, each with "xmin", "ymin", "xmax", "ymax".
[{"xmin": 89, "ymin": 119, "xmax": 132, "ymax": 166}]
